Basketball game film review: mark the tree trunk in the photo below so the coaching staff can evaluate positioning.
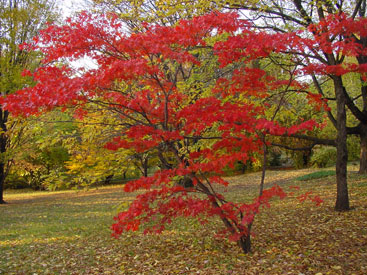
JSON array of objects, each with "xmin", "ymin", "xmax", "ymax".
[
  {"xmin": 0, "ymin": 162, "xmax": 5, "ymax": 204},
  {"xmin": 359, "ymin": 125, "xmax": 367, "ymax": 174},
  {"xmin": 196, "ymin": 179, "xmax": 252, "ymax": 253},
  {"xmin": 260, "ymin": 142, "xmax": 267, "ymax": 197},
  {"xmin": 237, "ymin": 141, "xmax": 268, "ymax": 253},
  {"xmin": 104, "ymin": 174, "xmax": 114, "ymax": 185},
  {"xmin": 303, "ymin": 149, "xmax": 312, "ymax": 167},
  {"xmin": 238, "ymin": 231, "xmax": 251, "ymax": 253},
  {"xmin": 143, "ymin": 157, "xmax": 148, "ymax": 177},
  {"xmin": 0, "ymin": 108, "xmax": 8, "ymax": 204},
  {"xmin": 335, "ymin": 83, "xmax": 350, "ymax": 211}
]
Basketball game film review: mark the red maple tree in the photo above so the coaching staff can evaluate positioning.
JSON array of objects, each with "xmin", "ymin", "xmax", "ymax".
[{"xmin": 1, "ymin": 11, "xmax": 326, "ymax": 252}]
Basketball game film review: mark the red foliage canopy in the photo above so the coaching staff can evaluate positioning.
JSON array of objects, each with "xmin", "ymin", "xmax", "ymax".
[{"xmin": 3, "ymin": 11, "xmax": 352, "ymax": 251}]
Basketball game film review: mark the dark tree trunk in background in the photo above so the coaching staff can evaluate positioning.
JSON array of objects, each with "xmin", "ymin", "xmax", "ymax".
[
  {"xmin": 303, "ymin": 149, "xmax": 312, "ymax": 167},
  {"xmin": 104, "ymin": 174, "xmax": 114, "ymax": 185},
  {"xmin": 0, "ymin": 108, "xmax": 8, "ymax": 204},
  {"xmin": 0, "ymin": 162, "xmax": 6, "ymax": 204},
  {"xmin": 335, "ymin": 83, "xmax": 350, "ymax": 211},
  {"xmin": 143, "ymin": 157, "xmax": 148, "ymax": 177},
  {"xmin": 359, "ymin": 125, "xmax": 367, "ymax": 174}
]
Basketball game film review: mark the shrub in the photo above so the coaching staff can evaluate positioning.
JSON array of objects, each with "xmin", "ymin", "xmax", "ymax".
[
  {"xmin": 347, "ymin": 135, "xmax": 360, "ymax": 161},
  {"xmin": 310, "ymin": 147, "xmax": 337, "ymax": 168}
]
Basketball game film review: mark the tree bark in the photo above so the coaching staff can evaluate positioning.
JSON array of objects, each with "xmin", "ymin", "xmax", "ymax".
[
  {"xmin": 196, "ymin": 179, "xmax": 251, "ymax": 253},
  {"xmin": 260, "ymin": 143, "xmax": 267, "ymax": 196},
  {"xmin": 334, "ymin": 82, "xmax": 350, "ymax": 211},
  {"xmin": 0, "ymin": 108, "xmax": 8, "ymax": 204},
  {"xmin": 0, "ymin": 162, "xmax": 5, "ymax": 204},
  {"xmin": 239, "ymin": 141, "xmax": 268, "ymax": 253},
  {"xmin": 238, "ymin": 229, "xmax": 251, "ymax": 253},
  {"xmin": 359, "ymin": 125, "xmax": 367, "ymax": 174},
  {"xmin": 143, "ymin": 157, "xmax": 148, "ymax": 177}
]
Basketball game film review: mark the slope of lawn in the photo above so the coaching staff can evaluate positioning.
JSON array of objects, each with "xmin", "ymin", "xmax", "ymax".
[{"xmin": 1, "ymin": 165, "xmax": 367, "ymax": 274}]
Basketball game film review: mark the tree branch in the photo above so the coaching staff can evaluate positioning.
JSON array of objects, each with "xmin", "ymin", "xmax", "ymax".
[{"xmin": 287, "ymin": 134, "xmax": 336, "ymax": 146}]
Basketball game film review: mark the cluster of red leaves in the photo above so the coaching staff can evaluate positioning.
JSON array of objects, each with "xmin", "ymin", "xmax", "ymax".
[
  {"xmin": 4, "ymin": 10, "xmax": 362, "ymax": 245},
  {"xmin": 296, "ymin": 191, "xmax": 324, "ymax": 206},
  {"xmin": 308, "ymin": 13, "xmax": 367, "ymax": 56},
  {"xmin": 112, "ymin": 174, "xmax": 289, "ymax": 243}
]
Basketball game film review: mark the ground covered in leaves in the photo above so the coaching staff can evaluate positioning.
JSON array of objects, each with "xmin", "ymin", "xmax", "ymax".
[{"xmin": 1, "ymin": 165, "xmax": 367, "ymax": 274}]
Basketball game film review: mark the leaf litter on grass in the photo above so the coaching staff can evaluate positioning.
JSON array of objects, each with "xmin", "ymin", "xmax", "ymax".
[{"xmin": 1, "ymin": 167, "xmax": 367, "ymax": 274}]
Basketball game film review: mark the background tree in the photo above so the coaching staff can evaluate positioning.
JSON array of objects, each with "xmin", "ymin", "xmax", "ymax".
[
  {"xmin": 4, "ymin": 111, "xmax": 71, "ymax": 190},
  {"xmin": 61, "ymin": 105, "xmax": 148, "ymax": 189},
  {"xmin": 213, "ymin": 0, "xmax": 367, "ymax": 211},
  {"xmin": 91, "ymin": 0, "xmax": 220, "ymax": 31},
  {"xmin": 0, "ymin": 0, "xmax": 57, "ymax": 203}
]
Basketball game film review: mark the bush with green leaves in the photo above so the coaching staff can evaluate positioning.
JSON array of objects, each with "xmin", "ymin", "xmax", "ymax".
[
  {"xmin": 347, "ymin": 136, "xmax": 360, "ymax": 161},
  {"xmin": 5, "ymin": 144, "xmax": 70, "ymax": 190},
  {"xmin": 310, "ymin": 147, "xmax": 337, "ymax": 168}
]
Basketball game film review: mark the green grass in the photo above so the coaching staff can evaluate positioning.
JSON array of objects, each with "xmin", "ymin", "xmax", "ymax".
[
  {"xmin": 295, "ymin": 170, "xmax": 336, "ymax": 181},
  {"xmin": 1, "ymin": 166, "xmax": 367, "ymax": 274}
]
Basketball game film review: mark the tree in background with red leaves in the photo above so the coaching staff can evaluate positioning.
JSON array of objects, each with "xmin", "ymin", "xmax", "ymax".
[
  {"xmin": 2, "ymin": 11, "xmax": 327, "ymax": 252},
  {"xmin": 218, "ymin": 0, "xmax": 367, "ymax": 211}
]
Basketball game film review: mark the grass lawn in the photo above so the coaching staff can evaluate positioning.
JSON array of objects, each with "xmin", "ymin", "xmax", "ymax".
[{"xmin": 1, "ymin": 165, "xmax": 367, "ymax": 274}]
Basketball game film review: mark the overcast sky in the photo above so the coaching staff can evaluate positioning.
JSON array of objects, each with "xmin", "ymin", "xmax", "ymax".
[{"xmin": 57, "ymin": 0, "xmax": 90, "ymax": 18}]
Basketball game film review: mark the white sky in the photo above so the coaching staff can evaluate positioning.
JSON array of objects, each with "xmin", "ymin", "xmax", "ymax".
[{"xmin": 57, "ymin": 0, "xmax": 90, "ymax": 18}]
